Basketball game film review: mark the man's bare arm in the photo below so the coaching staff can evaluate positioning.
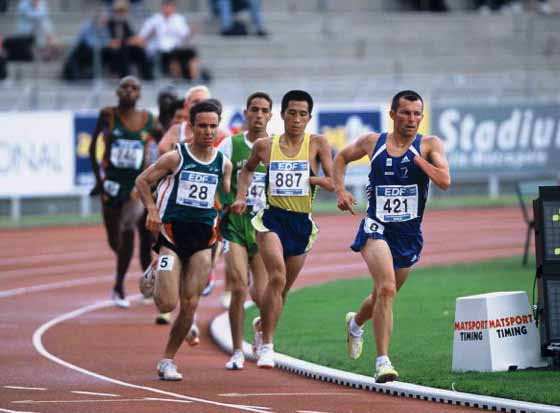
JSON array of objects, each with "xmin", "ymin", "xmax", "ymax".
[
  {"xmin": 231, "ymin": 138, "xmax": 269, "ymax": 214},
  {"xmin": 135, "ymin": 151, "xmax": 180, "ymax": 233},
  {"xmin": 416, "ymin": 135, "xmax": 451, "ymax": 191},
  {"xmin": 310, "ymin": 135, "xmax": 335, "ymax": 192},
  {"xmin": 158, "ymin": 124, "xmax": 180, "ymax": 154},
  {"xmin": 222, "ymin": 157, "xmax": 232, "ymax": 194},
  {"xmin": 88, "ymin": 108, "xmax": 111, "ymax": 195},
  {"xmin": 333, "ymin": 133, "xmax": 378, "ymax": 214}
]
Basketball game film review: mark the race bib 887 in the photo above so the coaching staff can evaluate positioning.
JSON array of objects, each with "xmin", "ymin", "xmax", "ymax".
[{"xmin": 268, "ymin": 160, "xmax": 309, "ymax": 197}]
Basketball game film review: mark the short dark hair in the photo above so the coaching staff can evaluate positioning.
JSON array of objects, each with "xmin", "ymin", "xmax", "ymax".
[
  {"xmin": 190, "ymin": 100, "xmax": 221, "ymax": 125},
  {"xmin": 281, "ymin": 90, "xmax": 313, "ymax": 114},
  {"xmin": 203, "ymin": 98, "xmax": 223, "ymax": 116},
  {"xmin": 391, "ymin": 90, "xmax": 423, "ymax": 112},
  {"xmin": 171, "ymin": 98, "xmax": 185, "ymax": 115},
  {"xmin": 246, "ymin": 91, "xmax": 273, "ymax": 110}
]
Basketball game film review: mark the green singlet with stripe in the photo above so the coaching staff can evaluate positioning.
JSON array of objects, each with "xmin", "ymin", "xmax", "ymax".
[
  {"xmin": 157, "ymin": 143, "xmax": 225, "ymax": 227},
  {"xmin": 103, "ymin": 110, "xmax": 156, "ymax": 202},
  {"xmin": 220, "ymin": 132, "xmax": 266, "ymax": 213}
]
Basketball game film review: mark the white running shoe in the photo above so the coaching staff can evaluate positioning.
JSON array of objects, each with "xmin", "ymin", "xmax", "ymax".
[
  {"xmin": 252, "ymin": 317, "xmax": 263, "ymax": 357},
  {"xmin": 221, "ymin": 290, "xmax": 232, "ymax": 309},
  {"xmin": 111, "ymin": 290, "xmax": 130, "ymax": 309},
  {"xmin": 225, "ymin": 350, "xmax": 245, "ymax": 370},
  {"xmin": 345, "ymin": 312, "xmax": 363, "ymax": 360},
  {"xmin": 185, "ymin": 323, "xmax": 200, "ymax": 346},
  {"xmin": 375, "ymin": 361, "xmax": 398, "ymax": 384},
  {"xmin": 257, "ymin": 345, "xmax": 275, "ymax": 369},
  {"xmin": 139, "ymin": 263, "xmax": 156, "ymax": 299},
  {"xmin": 157, "ymin": 359, "xmax": 183, "ymax": 381}
]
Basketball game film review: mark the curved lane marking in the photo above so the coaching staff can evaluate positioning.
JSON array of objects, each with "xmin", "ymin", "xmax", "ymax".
[
  {"xmin": 32, "ymin": 297, "xmax": 273, "ymax": 413},
  {"xmin": 211, "ymin": 308, "xmax": 560, "ymax": 413}
]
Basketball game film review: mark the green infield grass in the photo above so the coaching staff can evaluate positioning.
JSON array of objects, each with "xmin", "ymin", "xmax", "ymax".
[{"xmin": 244, "ymin": 256, "xmax": 560, "ymax": 406}]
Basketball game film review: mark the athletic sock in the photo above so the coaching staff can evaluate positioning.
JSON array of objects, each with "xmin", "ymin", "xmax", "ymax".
[
  {"xmin": 261, "ymin": 343, "xmax": 274, "ymax": 352},
  {"xmin": 376, "ymin": 355, "xmax": 390, "ymax": 368},
  {"xmin": 349, "ymin": 316, "xmax": 364, "ymax": 337}
]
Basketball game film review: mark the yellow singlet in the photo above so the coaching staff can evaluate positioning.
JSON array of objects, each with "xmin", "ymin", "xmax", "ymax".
[{"xmin": 267, "ymin": 134, "xmax": 313, "ymax": 213}]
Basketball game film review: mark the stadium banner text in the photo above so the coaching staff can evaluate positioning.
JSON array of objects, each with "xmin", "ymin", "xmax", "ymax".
[
  {"xmin": 0, "ymin": 111, "xmax": 74, "ymax": 196},
  {"xmin": 433, "ymin": 103, "xmax": 560, "ymax": 177}
]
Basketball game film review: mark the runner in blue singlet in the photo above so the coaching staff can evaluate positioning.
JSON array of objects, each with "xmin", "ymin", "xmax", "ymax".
[{"xmin": 333, "ymin": 90, "xmax": 451, "ymax": 383}]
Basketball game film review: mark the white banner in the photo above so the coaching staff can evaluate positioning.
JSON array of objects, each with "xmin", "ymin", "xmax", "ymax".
[{"xmin": 0, "ymin": 112, "xmax": 75, "ymax": 196}]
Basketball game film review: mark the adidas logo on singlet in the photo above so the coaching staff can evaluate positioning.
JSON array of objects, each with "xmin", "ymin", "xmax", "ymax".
[{"xmin": 401, "ymin": 155, "xmax": 410, "ymax": 163}]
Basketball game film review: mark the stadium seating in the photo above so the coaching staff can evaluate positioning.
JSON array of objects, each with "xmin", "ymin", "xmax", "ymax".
[{"xmin": 0, "ymin": 0, "xmax": 559, "ymax": 110}]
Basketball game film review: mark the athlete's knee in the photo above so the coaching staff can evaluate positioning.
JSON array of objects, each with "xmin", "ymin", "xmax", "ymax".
[
  {"xmin": 180, "ymin": 295, "xmax": 199, "ymax": 315},
  {"xmin": 268, "ymin": 272, "xmax": 286, "ymax": 293},
  {"xmin": 107, "ymin": 237, "xmax": 119, "ymax": 253},
  {"xmin": 376, "ymin": 282, "xmax": 397, "ymax": 300},
  {"xmin": 229, "ymin": 270, "xmax": 248, "ymax": 294},
  {"xmin": 154, "ymin": 294, "xmax": 177, "ymax": 313}
]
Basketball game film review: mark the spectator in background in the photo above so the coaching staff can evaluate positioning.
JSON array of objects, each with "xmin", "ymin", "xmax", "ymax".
[
  {"xmin": 2, "ymin": 0, "xmax": 60, "ymax": 62},
  {"xmin": 62, "ymin": 10, "xmax": 110, "ymax": 80},
  {"xmin": 408, "ymin": 0, "xmax": 448, "ymax": 11},
  {"xmin": 103, "ymin": 0, "xmax": 145, "ymax": 17},
  {"xmin": 128, "ymin": 0, "xmax": 207, "ymax": 81},
  {"xmin": 475, "ymin": 0, "xmax": 551, "ymax": 14},
  {"xmin": 105, "ymin": 0, "xmax": 152, "ymax": 79},
  {"xmin": 214, "ymin": 0, "xmax": 268, "ymax": 36}
]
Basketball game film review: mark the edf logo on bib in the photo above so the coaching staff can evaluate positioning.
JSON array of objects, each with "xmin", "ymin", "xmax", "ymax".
[
  {"xmin": 379, "ymin": 186, "xmax": 417, "ymax": 197},
  {"xmin": 271, "ymin": 161, "xmax": 307, "ymax": 171},
  {"xmin": 184, "ymin": 172, "xmax": 217, "ymax": 184}
]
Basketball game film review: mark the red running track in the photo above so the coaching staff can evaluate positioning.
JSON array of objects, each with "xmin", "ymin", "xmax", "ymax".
[{"xmin": 0, "ymin": 207, "xmax": 525, "ymax": 413}]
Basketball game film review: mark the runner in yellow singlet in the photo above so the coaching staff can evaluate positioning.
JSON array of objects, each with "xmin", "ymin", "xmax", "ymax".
[{"xmin": 231, "ymin": 90, "xmax": 334, "ymax": 369}]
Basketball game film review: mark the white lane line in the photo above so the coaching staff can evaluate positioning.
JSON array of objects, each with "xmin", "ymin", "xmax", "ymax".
[
  {"xmin": 32, "ymin": 298, "xmax": 273, "ymax": 413},
  {"xmin": 0, "ymin": 275, "xmax": 114, "ymax": 299},
  {"xmin": 0, "ymin": 408, "xmax": 38, "ymax": 413},
  {"xmin": 1, "ymin": 262, "xmax": 113, "ymax": 280},
  {"xmin": 297, "ymin": 410, "xmax": 333, "ymax": 413},
  {"xmin": 3, "ymin": 386, "xmax": 47, "ymax": 391},
  {"xmin": 219, "ymin": 393, "xmax": 351, "ymax": 397},
  {"xmin": 70, "ymin": 391, "xmax": 120, "ymax": 397},
  {"xmin": 0, "ymin": 249, "xmax": 109, "ymax": 267},
  {"xmin": 13, "ymin": 398, "xmax": 192, "ymax": 404}
]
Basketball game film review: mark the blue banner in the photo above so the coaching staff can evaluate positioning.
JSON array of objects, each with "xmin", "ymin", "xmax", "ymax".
[{"xmin": 318, "ymin": 109, "xmax": 382, "ymax": 173}]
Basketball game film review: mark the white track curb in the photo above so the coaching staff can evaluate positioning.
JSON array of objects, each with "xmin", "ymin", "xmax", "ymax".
[{"xmin": 210, "ymin": 310, "xmax": 560, "ymax": 413}]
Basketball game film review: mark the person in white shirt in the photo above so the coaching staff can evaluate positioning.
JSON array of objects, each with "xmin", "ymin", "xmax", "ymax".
[{"xmin": 128, "ymin": 0, "xmax": 200, "ymax": 80}]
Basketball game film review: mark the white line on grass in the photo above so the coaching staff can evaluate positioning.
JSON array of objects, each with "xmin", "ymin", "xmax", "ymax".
[{"xmin": 32, "ymin": 297, "xmax": 273, "ymax": 413}]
